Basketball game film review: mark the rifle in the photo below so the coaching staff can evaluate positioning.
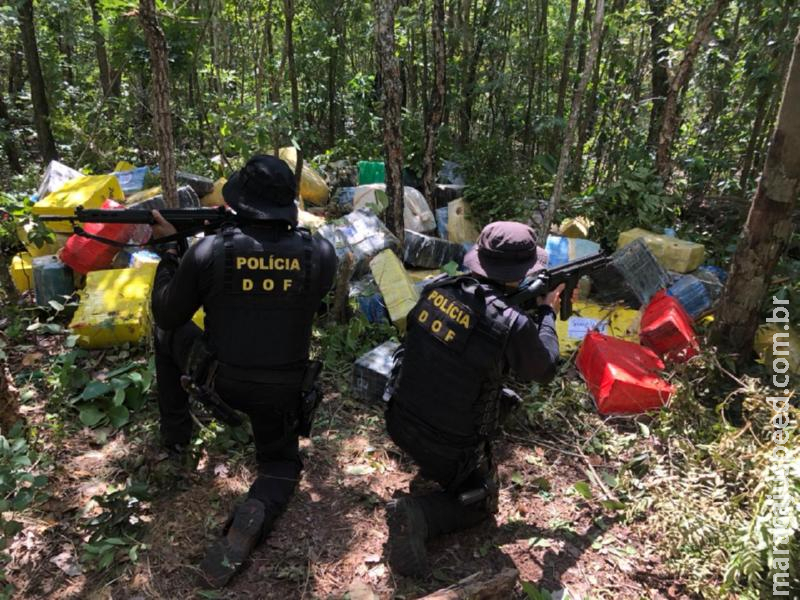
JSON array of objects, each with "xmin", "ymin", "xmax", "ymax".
[
  {"xmin": 506, "ymin": 252, "xmax": 611, "ymax": 320},
  {"xmin": 36, "ymin": 206, "xmax": 261, "ymax": 247}
]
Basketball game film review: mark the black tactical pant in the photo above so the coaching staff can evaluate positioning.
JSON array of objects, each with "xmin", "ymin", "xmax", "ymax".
[
  {"xmin": 385, "ymin": 404, "xmax": 497, "ymax": 536},
  {"xmin": 154, "ymin": 322, "xmax": 303, "ymax": 514}
]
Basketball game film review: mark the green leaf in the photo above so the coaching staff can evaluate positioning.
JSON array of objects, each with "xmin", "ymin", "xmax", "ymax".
[
  {"xmin": 11, "ymin": 488, "xmax": 33, "ymax": 511},
  {"xmin": 521, "ymin": 581, "xmax": 552, "ymax": 600},
  {"xmin": 98, "ymin": 550, "xmax": 115, "ymax": 570},
  {"xmin": 511, "ymin": 472, "xmax": 524, "ymax": 486},
  {"xmin": 104, "ymin": 537, "xmax": 128, "ymax": 546},
  {"xmin": 637, "ymin": 422, "xmax": 650, "ymax": 438},
  {"xmin": 3, "ymin": 520, "xmax": 23, "ymax": 537},
  {"xmin": 573, "ymin": 481, "xmax": 593, "ymax": 499},
  {"xmin": 128, "ymin": 544, "xmax": 139, "ymax": 562},
  {"xmin": 81, "ymin": 380, "xmax": 113, "ymax": 401},
  {"xmin": 112, "ymin": 387, "xmax": 126, "ymax": 407},
  {"xmin": 79, "ymin": 405, "xmax": 107, "ymax": 428},
  {"xmin": 600, "ymin": 499, "xmax": 626, "ymax": 511},
  {"xmin": 107, "ymin": 405, "xmax": 130, "ymax": 428}
]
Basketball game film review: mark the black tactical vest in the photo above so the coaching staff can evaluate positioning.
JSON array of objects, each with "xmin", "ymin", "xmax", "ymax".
[
  {"xmin": 202, "ymin": 224, "xmax": 322, "ymax": 368},
  {"xmin": 393, "ymin": 275, "xmax": 517, "ymax": 444}
]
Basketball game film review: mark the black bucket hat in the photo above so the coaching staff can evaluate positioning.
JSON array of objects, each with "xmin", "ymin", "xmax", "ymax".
[
  {"xmin": 463, "ymin": 221, "xmax": 548, "ymax": 283},
  {"xmin": 222, "ymin": 155, "xmax": 298, "ymax": 224}
]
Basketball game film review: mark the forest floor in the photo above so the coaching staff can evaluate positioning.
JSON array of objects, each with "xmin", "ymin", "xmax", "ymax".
[{"xmin": 3, "ymin": 309, "xmax": 727, "ymax": 600}]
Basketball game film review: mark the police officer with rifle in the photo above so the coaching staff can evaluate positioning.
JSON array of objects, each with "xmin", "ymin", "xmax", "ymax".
[
  {"xmin": 148, "ymin": 155, "xmax": 337, "ymax": 587},
  {"xmin": 383, "ymin": 221, "xmax": 563, "ymax": 577}
]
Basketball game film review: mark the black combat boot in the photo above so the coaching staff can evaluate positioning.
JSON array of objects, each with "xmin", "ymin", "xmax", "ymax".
[
  {"xmin": 386, "ymin": 496, "xmax": 430, "ymax": 577},
  {"xmin": 199, "ymin": 498, "xmax": 270, "ymax": 588}
]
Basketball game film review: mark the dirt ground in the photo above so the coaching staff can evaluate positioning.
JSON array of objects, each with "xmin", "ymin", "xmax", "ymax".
[{"xmin": 4, "ymin": 331, "xmax": 696, "ymax": 600}]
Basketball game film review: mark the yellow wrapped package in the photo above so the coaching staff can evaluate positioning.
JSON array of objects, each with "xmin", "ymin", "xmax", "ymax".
[
  {"xmin": 10, "ymin": 253, "xmax": 34, "ymax": 292},
  {"xmin": 200, "ymin": 177, "xmax": 227, "ymax": 207},
  {"xmin": 298, "ymin": 209, "xmax": 326, "ymax": 232},
  {"xmin": 114, "ymin": 161, "xmax": 135, "ymax": 172},
  {"xmin": 555, "ymin": 301, "xmax": 640, "ymax": 355},
  {"xmin": 447, "ymin": 198, "xmax": 480, "ymax": 244},
  {"xmin": 754, "ymin": 325, "xmax": 800, "ymax": 374},
  {"xmin": 407, "ymin": 269, "xmax": 443, "ymax": 283},
  {"xmin": 126, "ymin": 186, "xmax": 161, "ymax": 205},
  {"xmin": 33, "ymin": 174, "xmax": 123, "ymax": 233},
  {"xmin": 617, "ymin": 228, "xmax": 705, "ymax": 273},
  {"xmin": 16, "ymin": 221, "xmax": 67, "ymax": 257},
  {"xmin": 278, "ymin": 147, "xmax": 330, "ymax": 206},
  {"xmin": 69, "ymin": 264, "xmax": 158, "ymax": 348},
  {"xmin": 559, "ymin": 217, "xmax": 592, "ymax": 239},
  {"xmin": 370, "ymin": 249, "xmax": 419, "ymax": 331}
]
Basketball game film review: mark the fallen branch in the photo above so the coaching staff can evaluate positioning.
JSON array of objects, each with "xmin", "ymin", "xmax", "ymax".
[
  {"xmin": 417, "ymin": 568, "xmax": 518, "ymax": 600},
  {"xmin": 331, "ymin": 252, "xmax": 355, "ymax": 324}
]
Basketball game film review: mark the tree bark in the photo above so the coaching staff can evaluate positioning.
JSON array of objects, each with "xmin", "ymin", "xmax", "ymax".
[
  {"xmin": 555, "ymin": 0, "xmax": 580, "ymax": 120},
  {"xmin": 458, "ymin": 0, "xmax": 494, "ymax": 147},
  {"xmin": 139, "ymin": 0, "xmax": 178, "ymax": 208},
  {"xmin": 375, "ymin": 0, "xmax": 405, "ymax": 242},
  {"xmin": 88, "ymin": 0, "xmax": 115, "ymax": 99},
  {"xmin": 646, "ymin": 0, "xmax": 669, "ymax": 147},
  {"xmin": 655, "ymin": 0, "xmax": 728, "ymax": 182},
  {"xmin": 0, "ymin": 89, "xmax": 22, "ymax": 174},
  {"xmin": 422, "ymin": 0, "xmax": 446, "ymax": 207},
  {"xmin": 711, "ymin": 27, "xmax": 800, "ymax": 364},
  {"xmin": 284, "ymin": 0, "xmax": 300, "ymax": 127},
  {"xmin": 17, "ymin": 0, "xmax": 58, "ymax": 164},
  {"xmin": 537, "ymin": 0, "xmax": 605, "ymax": 238}
]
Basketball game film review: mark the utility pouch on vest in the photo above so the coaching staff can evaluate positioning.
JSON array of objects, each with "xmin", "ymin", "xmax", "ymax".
[
  {"xmin": 297, "ymin": 360, "xmax": 323, "ymax": 437},
  {"xmin": 498, "ymin": 387, "xmax": 522, "ymax": 424},
  {"xmin": 382, "ymin": 346, "xmax": 405, "ymax": 406},
  {"xmin": 181, "ymin": 338, "xmax": 243, "ymax": 427}
]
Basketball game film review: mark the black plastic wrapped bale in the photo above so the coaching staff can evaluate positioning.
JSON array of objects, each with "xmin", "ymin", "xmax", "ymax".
[
  {"xmin": 403, "ymin": 229, "xmax": 466, "ymax": 269},
  {"xmin": 351, "ymin": 340, "xmax": 400, "ymax": 404},
  {"xmin": 433, "ymin": 184, "xmax": 465, "ymax": 207},
  {"xmin": 590, "ymin": 239, "xmax": 670, "ymax": 309},
  {"xmin": 128, "ymin": 185, "xmax": 200, "ymax": 211},
  {"xmin": 177, "ymin": 171, "xmax": 214, "ymax": 197}
]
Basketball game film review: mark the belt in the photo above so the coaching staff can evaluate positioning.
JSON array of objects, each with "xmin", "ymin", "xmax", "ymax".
[{"xmin": 215, "ymin": 361, "xmax": 307, "ymax": 385}]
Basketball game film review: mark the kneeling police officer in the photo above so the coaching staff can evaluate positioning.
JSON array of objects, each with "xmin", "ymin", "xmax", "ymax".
[
  {"xmin": 383, "ymin": 221, "xmax": 561, "ymax": 576},
  {"xmin": 149, "ymin": 155, "xmax": 337, "ymax": 587}
]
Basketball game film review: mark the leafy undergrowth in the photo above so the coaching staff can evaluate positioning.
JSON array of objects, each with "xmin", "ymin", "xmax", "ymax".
[{"xmin": 1, "ymin": 301, "xmax": 796, "ymax": 599}]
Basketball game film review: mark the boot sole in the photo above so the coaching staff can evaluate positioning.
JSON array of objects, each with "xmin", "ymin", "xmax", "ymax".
[
  {"xmin": 386, "ymin": 499, "xmax": 429, "ymax": 577},
  {"xmin": 199, "ymin": 501, "xmax": 265, "ymax": 588}
]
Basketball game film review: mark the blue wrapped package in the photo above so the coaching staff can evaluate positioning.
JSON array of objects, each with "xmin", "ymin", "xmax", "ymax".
[
  {"xmin": 667, "ymin": 274, "xmax": 711, "ymax": 319},
  {"xmin": 436, "ymin": 206, "xmax": 449, "ymax": 239},
  {"xmin": 336, "ymin": 186, "xmax": 356, "ymax": 210},
  {"xmin": 112, "ymin": 167, "xmax": 149, "ymax": 195},
  {"xmin": 697, "ymin": 265, "xmax": 727, "ymax": 283},
  {"xmin": 545, "ymin": 235, "xmax": 601, "ymax": 267},
  {"xmin": 357, "ymin": 293, "xmax": 388, "ymax": 323}
]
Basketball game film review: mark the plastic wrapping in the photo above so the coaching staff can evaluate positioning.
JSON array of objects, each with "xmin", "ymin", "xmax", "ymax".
[
  {"xmin": 278, "ymin": 147, "xmax": 330, "ymax": 205},
  {"xmin": 558, "ymin": 217, "xmax": 592, "ymax": 239},
  {"xmin": 666, "ymin": 274, "xmax": 712, "ymax": 319},
  {"xmin": 349, "ymin": 278, "xmax": 389, "ymax": 324},
  {"xmin": 555, "ymin": 301, "xmax": 641, "ymax": 355},
  {"xmin": 127, "ymin": 185, "xmax": 200, "ymax": 211},
  {"xmin": 69, "ymin": 265, "xmax": 158, "ymax": 348},
  {"xmin": 693, "ymin": 267, "xmax": 725, "ymax": 301},
  {"xmin": 370, "ymin": 249, "xmax": 419, "ymax": 331},
  {"xmin": 335, "ymin": 186, "xmax": 357, "ymax": 210},
  {"xmin": 297, "ymin": 209, "xmax": 326, "ymax": 232},
  {"xmin": 402, "ymin": 229, "xmax": 466, "ymax": 269},
  {"xmin": 639, "ymin": 291, "xmax": 698, "ymax": 363},
  {"xmin": 357, "ymin": 160, "xmax": 386, "ymax": 185},
  {"xmin": 577, "ymin": 332, "xmax": 674, "ymax": 415},
  {"xmin": 591, "ymin": 239, "xmax": 670, "ymax": 309},
  {"xmin": 617, "ymin": 228, "xmax": 705, "ymax": 273},
  {"xmin": 438, "ymin": 160, "xmax": 465, "ymax": 186},
  {"xmin": 33, "ymin": 174, "xmax": 124, "ymax": 233},
  {"xmin": 433, "ymin": 184, "xmax": 466, "ymax": 206},
  {"xmin": 316, "ymin": 209, "xmax": 401, "ymax": 279},
  {"xmin": 32, "ymin": 255, "xmax": 74, "ymax": 307},
  {"xmin": 435, "ymin": 206, "xmax": 449, "ymax": 239},
  {"xmin": 129, "ymin": 250, "xmax": 161, "ymax": 268},
  {"xmin": 352, "ymin": 340, "xmax": 400, "ymax": 404},
  {"xmin": 126, "ymin": 186, "xmax": 162, "ymax": 205},
  {"xmin": 176, "ymin": 171, "xmax": 214, "ymax": 197},
  {"xmin": 545, "ymin": 235, "xmax": 601, "ymax": 268},
  {"xmin": 112, "ymin": 167, "xmax": 149, "ymax": 195},
  {"xmin": 447, "ymin": 198, "xmax": 480, "ymax": 244},
  {"xmin": 407, "ymin": 269, "xmax": 443, "ymax": 284},
  {"xmin": 403, "ymin": 187, "xmax": 436, "ymax": 232},
  {"xmin": 36, "ymin": 161, "xmax": 83, "ymax": 200},
  {"xmin": 10, "ymin": 253, "xmax": 34, "ymax": 292},
  {"xmin": 353, "ymin": 184, "xmax": 388, "ymax": 214},
  {"xmin": 200, "ymin": 177, "xmax": 227, "ymax": 207}
]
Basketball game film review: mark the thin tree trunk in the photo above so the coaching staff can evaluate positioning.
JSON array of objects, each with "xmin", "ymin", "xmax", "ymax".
[
  {"xmin": 711, "ymin": 27, "xmax": 800, "ymax": 364},
  {"xmin": 422, "ymin": 0, "xmax": 446, "ymax": 207},
  {"xmin": 0, "ymin": 89, "xmax": 22, "ymax": 174},
  {"xmin": 17, "ymin": 0, "xmax": 58, "ymax": 164},
  {"xmin": 284, "ymin": 0, "xmax": 300, "ymax": 127},
  {"xmin": 537, "ymin": 0, "xmax": 605, "ymax": 238},
  {"xmin": 88, "ymin": 0, "xmax": 114, "ymax": 99},
  {"xmin": 555, "ymin": 0, "xmax": 579, "ymax": 119},
  {"xmin": 655, "ymin": 0, "xmax": 728, "ymax": 182},
  {"xmin": 646, "ymin": 0, "xmax": 669, "ymax": 147},
  {"xmin": 8, "ymin": 42, "xmax": 24, "ymax": 98},
  {"xmin": 458, "ymin": 0, "xmax": 494, "ymax": 147},
  {"xmin": 140, "ymin": 0, "xmax": 178, "ymax": 208},
  {"xmin": 375, "ymin": 0, "xmax": 405, "ymax": 242}
]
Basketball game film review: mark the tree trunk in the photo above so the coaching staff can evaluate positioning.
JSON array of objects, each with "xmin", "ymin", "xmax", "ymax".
[
  {"xmin": 655, "ymin": 0, "xmax": 728, "ymax": 182},
  {"xmin": 422, "ymin": 0, "xmax": 446, "ymax": 207},
  {"xmin": 711, "ymin": 27, "xmax": 800, "ymax": 364},
  {"xmin": 0, "ymin": 89, "xmax": 22, "ymax": 174},
  {"xmin": 8, "ymin": 42, "xmax": 24, "ymax": 98},
  {"xmin": 88, "ymin": 0, "xmax": 115, "ymax": 99},
  {"xmin": 646, "ymin": 0, "xmax": 669, "ymax": 147},
  {"xmin": 537, "ymin": 0, "xmax": 605, "ymax": 238},
  {"xmin": 139, "ymin": 0, "xmax": 178, "ymax": 208},
  {"xmin": 555, "ymin": 0, "xmax": 580, "ymax": 120},
  {"xmin": 17, "ymin": 0, "xmax": 58, "ymax": 164},
  {"xmin": 284, "ymin": 0, "xmax": 300, "ymax": 127},
  {"xmin": 375, "ymin": 0, "xmax": 405, "ymax": 242},
  {"xmin": 458, "ymin": 0, "xmax": 494, "ymax": 148}
]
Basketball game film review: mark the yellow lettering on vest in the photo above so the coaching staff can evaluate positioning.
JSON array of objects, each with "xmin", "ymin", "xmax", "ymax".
[
  {"xmin": 448, "ymin": 305, "xmax": 461, "ymax": 320},
  {"xmin": 236, "ymin": 257, "xmax": 247, "ymax": 270},
  {"xmin": 242, "ymin": 278, "xmax": 253, "ymax": 291},
  {"xmin": 431, "ymin": 320, "xmax": 443, "ymax": 333},
  {"xmin": 418, "ymin": 309, "xmax": 429, "ymax": 323},
  {"xmin": 274, "ymin": 258, "xmax": 285, "ymax": 270},
  {"xmin": 459, "ymin": 314, "xmax": 471, "ymax": 328},
  {"xmin": 289, "ymin": 258, "xmax": 300, "ymax": 270},
  {"xmin": 283, "ymin": 278, "xmax": 293, "ymax": 291},
  {"xmin": 246, "ymin": 257, "xmax": 259, "ymax": 270},
  {"xmin": 428, "ymin": 290, "xmax": 439, "ymax": 302},
  {"xmin": 262, "ymin": 278, "xmax": 275, "ymax": 291},
  {"xmin": 445, "ymin": 330, "xmax": 456, "ymax": 343}
]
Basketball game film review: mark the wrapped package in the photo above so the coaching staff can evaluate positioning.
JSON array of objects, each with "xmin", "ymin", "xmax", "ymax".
[
  {"xmin": 591, "ymin": 239, "xmax": 670, "ymax": 309},
  {"xmin": 618, "ymin": 228, "xmax": 705, "ymax": 273},
  {"xmin": 32, "ymin": 255, "xmax": 74, "ymax": 308},
  {"xmin": 200, "ymin": 177, "xmax": 227, "ymax": 207},
  {"xmin": 555, "ymin": 301, "xmax": 641, "ymax": 355},
  {"xmin": 403, "ymin": 229, "xmax": 466, "ymax": 269},
  {"xmin": 639, "ymin": 291, "xmax": 699, "ymax": 363},
  {"xmin": 558, "ymin": 217, "xmax": 592, "ymax": 239},
  {"xmin": 33, "ymin": 174, "xmax": 124, "ymax": 233},
  {"xmin": 370, "ymin": 249, "xmax": 419, "ymax": 331},
  {"xmin": 316, "ymin": 210, "xmax": 401, "ymax": 279},
  {"xmin": 545, "ymin": 235, "xmax": 601, "ymax": 268},
  {"xmin": 112, "ymin": 167, "xmax": 149, "ymax": 195},
  {"xmin": 447, "ymin": 198, "xmax": 480, "ymax": 244},
  {"xmin": 36, "ymin": 160, "xmax": 83, "ymax": 200},
  {"xmin": 177, "ymin": 171, "xmax": 214, "ymax": 197},
  {"xmin": 10, "ymin": 253, "xmax": 34, "ymax": 292},
  {"xmin": 352, "ymin": 341, "xmax": 400, "ymax": 403},
  {"xmin": 278, "ymin": 147, "xmax": 330, "ymax": 205},
  {"xmin": 666, "ymin": 274, "xmax": 712, "ymax": 319}
]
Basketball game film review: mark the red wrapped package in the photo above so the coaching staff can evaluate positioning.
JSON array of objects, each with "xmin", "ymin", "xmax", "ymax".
[
  {"xmin": 639, "ymin": 290, "xmax": 699, "ymax": 363},
  {"xmin": 60, "ymin": 199, "xmax": 138, "ymax": 274},
  {"xmin": 577, "ymin": 332, "xmax": 674, "ymax": 415}
]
